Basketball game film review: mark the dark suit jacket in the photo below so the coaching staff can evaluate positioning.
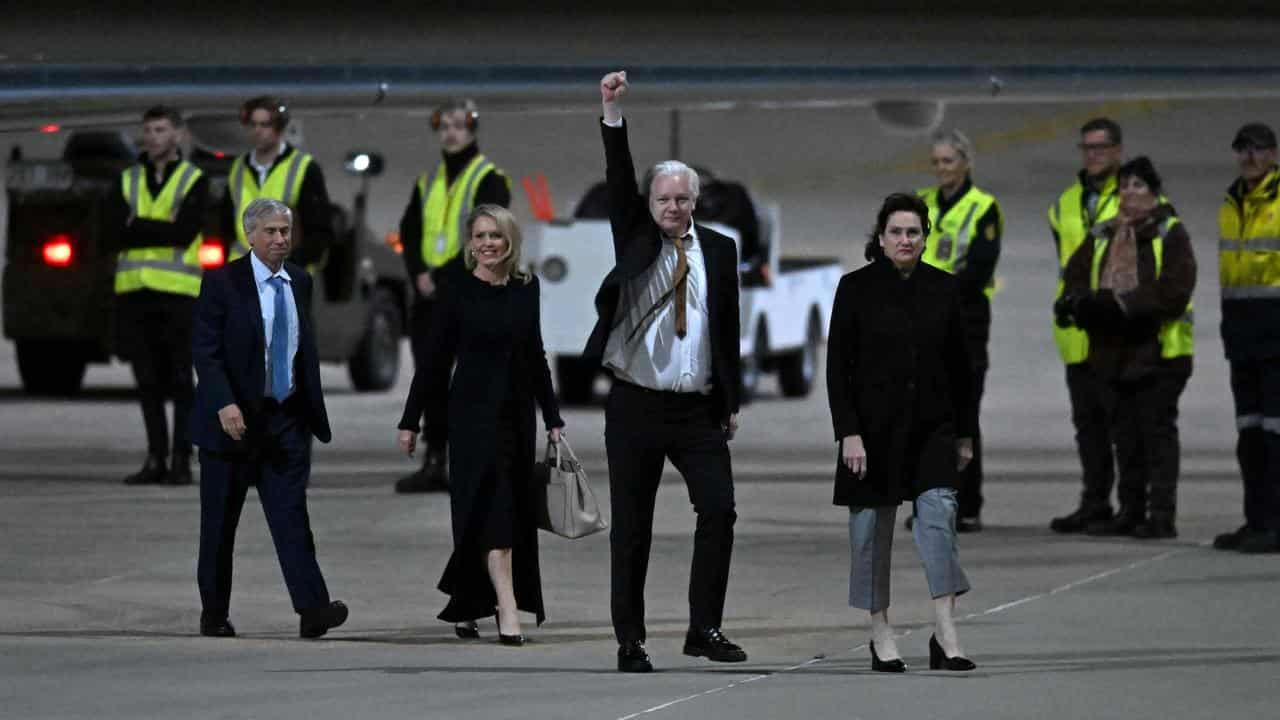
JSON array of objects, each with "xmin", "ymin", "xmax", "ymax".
[
  {"xmin": 583, "ymin": 120, "xmax": 742, "ymax": 420},
  {"xmin": 190, "ymin": 255, "xmax": 331, "ymax": 453},
  {"xmin": 826, "ymin": 260, "xmax": 974, "ymax": 507}
]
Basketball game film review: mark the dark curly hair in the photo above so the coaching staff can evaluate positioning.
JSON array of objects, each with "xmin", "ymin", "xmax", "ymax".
[{"xmin": 865, "ymin": 192, "xmax": 931, "ymax": 262}]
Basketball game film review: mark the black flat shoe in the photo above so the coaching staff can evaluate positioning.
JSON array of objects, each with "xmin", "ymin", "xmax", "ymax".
[
  {"xmin": 1213, "ymin": 524, "xmax": 1250, "ymax": 550},
  {"xmin": 1050, "ymin": 505, "xmax": 1113, "ymax": 533},
  {"xmin": 870, "ymin": 641, "xmax": 906, "ymax": 672},
  {"xmin": 683, "ymin": 626, "xmax": 747, "ymax": 662},
  {"xmin": 199, "ymin": 617, "xmax": 236, "ymax": 638},
  {"xmin": 956, "ymin": 516, "xmax": 983, "ymax": 533},
  {"xmin": 618, "ymin": 641, "xmax": 653, "ymax": 673},
  {"xmin": 454, "ymin": 621, "xmax": 480, "ymax": 639},
  {"xmin": 498, "ymin": 632, "xmax": 526, "ymax": 646},
  {"xmin": 929, "ymin": 634, "xmax": 975, "ymax": 671},
  {"xmin": 299, "ymin": 600, "xmax": 348, "ymax": 639},
  {"xmin": 1131, "ymin": 518, "xmax": 1177, "ymax": 539}
]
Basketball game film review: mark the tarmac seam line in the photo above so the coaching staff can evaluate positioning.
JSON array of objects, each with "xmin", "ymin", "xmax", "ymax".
[{"xmin": 612, "ymin": 544, "xmax": 1193, "ymax": 720}]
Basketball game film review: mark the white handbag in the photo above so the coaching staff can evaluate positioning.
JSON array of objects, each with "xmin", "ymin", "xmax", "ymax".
[{"xmin": 534, "ymin": 436, "xmax": 608, "ymax": 539}]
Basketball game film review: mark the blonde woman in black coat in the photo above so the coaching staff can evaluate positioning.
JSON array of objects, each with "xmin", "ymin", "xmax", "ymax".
[
  {"xmin": 398, "ymin": 205, "xmax": 565, "ymax": 645},
  {"xmin": 826, "ymin": 193, "xmax": 977, "ymax": 672}
]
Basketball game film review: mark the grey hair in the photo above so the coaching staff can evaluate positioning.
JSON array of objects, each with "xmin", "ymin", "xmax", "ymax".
[
  {"xmin": 932, "ymin": 128, "xmax": 975, "ymax": 166},
  {"xmin": 648, "ymin": 160, "xmax": 700, "ymax": 198},
  {"xmin": 242, "ymin": 198, "xmax": 292, "ymax": 235}
]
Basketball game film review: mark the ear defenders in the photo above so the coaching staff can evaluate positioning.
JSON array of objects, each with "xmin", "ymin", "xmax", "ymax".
[
  {"xmin": 239, "ymin": 96, "xmax": 290, "ymax": 132},
  {"xmin": 429, "ymin": 100, "xmax": 479, "ymax": 132}
]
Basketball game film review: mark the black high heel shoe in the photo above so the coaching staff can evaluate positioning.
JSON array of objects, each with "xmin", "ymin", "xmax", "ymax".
[
  {"xmin": 870, "ymin": 641, "xmax": 906, "ymax": 672},
  {"xmin": 929, "ymin": 634, "xmax": 976, "ymax": 671},
  {"xmin": 454, "ymin": 621, "xmax": 480, "ymax": 639},
  {"xmin": 498, "ymin": 632, "xmax": 525, "ymax": 646}
]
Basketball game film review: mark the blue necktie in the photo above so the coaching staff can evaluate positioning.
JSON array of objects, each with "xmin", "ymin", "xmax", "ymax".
[{"xmin": 266, "ymin": 275, "xmax": 290, "ymax": 402}]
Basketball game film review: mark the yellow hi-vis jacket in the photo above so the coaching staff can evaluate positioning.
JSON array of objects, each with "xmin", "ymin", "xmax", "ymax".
[
  {"xmin": 1049, "ymin": 174, "xmax": 1119, "ymax": 364},
  {"xmin": 418, "ymin": 154, "xmax": 506, "ymax": 268},
  {"xmin": 114, "ymin": 161, "xmax": 204, "ymax": 297},
  {"xmin": 918, "ymin": 184, "xmax": 999, "ymax": 300},
  {"xmin": 227, "ymin": 150, "xmax": 313, "ymax": 258},
  {"xmin": 1219, "ymin": 166, "xmax": 1280, "ymax": 302},
  {"xmin": 1088, "ymin": 216, "xmax": 1194, "ymax": 359}
]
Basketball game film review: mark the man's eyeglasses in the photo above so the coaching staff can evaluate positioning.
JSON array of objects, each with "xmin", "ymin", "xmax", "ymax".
[{"xmin": 1078, "ymin": 142, "xmax": 1118, "ymax": 153}]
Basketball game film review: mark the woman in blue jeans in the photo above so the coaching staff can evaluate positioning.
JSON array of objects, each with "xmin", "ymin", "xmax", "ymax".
[{"xmin": 826, "ymin": 192, "xmax": 977, "ymax": 672}]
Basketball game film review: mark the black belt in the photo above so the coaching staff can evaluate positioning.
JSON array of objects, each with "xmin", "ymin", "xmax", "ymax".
[{"xmin": 614, "ymin": 379, "xmax": 709, "ymax": 400}]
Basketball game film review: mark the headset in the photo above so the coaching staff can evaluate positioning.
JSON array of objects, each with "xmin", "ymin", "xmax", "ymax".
[
  {"xmin": 429, "ymin": 98, "xmax": 479, "ymax": 132},
  {"xmin": 239, "ymin": 96, "xmax": 290, "ymax": 132}
]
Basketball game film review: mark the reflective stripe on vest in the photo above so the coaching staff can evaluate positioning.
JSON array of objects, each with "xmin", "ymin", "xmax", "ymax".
[
  {"xmin": 1219, "ymin": 166, "xmax": 1280, "ymax": 301},
  {"xmin": 419, "ymin": 155, "xmax": 500, "ymax": 268},
  {"xmin": 115, "ymin": 161, "xmax": 204, "ymax": 297},
  {"xmin": 1088, "ymin": 216, "xmax": 1194, "ymax": 359},
  {"xmin": 1048, "ymin": 175, "xmax": 1119, "ymax": 364},
  {"xmin": 917, "ymin": 184, "xmax": 998, "ymax": 300},
  {"xmin": 229, "ymin": 151, "xmax": 313, "ymax": 258}
]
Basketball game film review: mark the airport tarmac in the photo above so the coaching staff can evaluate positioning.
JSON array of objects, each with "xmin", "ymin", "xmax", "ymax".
[{"xmin": 3, "ymin": 45, "xmax": 1280, "ymax": 718}]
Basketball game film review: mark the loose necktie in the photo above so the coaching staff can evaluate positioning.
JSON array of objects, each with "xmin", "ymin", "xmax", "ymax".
[
  {"xmin": 266, "ymin": 276, "xmax": 290, "ymax": 401},
  {"xmin": 673, "ymin": 235, "xmax": 689, "ymax": 339}
]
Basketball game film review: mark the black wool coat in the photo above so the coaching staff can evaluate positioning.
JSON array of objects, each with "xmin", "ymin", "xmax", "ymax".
[
  {"xmin": 399, "ymin": 272, "xmax": 563, "ymax": 624},
  {"xmin": 826, "ymin": 260, "xmax": 975, "ymax": 507}
]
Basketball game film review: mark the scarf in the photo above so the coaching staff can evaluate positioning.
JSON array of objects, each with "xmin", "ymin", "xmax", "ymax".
[{"xmin": 1099, "ymin": 197, "xmax": 1157, "ymax": 293}]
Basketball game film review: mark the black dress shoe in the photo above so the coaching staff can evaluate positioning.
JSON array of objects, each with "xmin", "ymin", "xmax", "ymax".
[
  {"xmin": 618, "ymin": 641, "xmax": 653, "ymax": 673},
  {"xmin": 200, "ymin": 617, "xmax": 236, "ymax": 638},
  {"xmin": 165, "ymin": 454, "xmax": 193, "ymax": 486},
  {"xmin": 498, "ymin": 632, "xmax": 526, "ymax": 646},
  {"xmin": 928, "ymin": 634, "xmax": 976, "ymax": 671},
  {"xmin": 956, "ymin": 516, "xmax": 983, "ymax": 533},
  {"xmin": 454, "ymin": 621, "xmax": 480, "ymax": 639},
  {"xmin": 870, "ymin": 641, "xmax": 906, "ymax": 672},
  {"xmin": 683, "ymin": 627, "xmax": 747, "ymax": 662},
  {"xmin": 1086, "ymin": 508, "xmax": 1143, "ymax": 536},
  {"xmin": 394, "ymin": 452, "xmax": 448, "ymax": 493},
  {"xmin": 1238, "ymin": 529, "xmax": 1280, "ymax": 554},
  {"xmin": 1131, "ymin": 517, "xmax": 1177, "ymax": 539},
  {"xmin": 1213, "ymin": 524, "xmax": 1251, "ymax": 550},
  {"xmin": 299, "ymin": 600, "xmax": 348, "ymax": 639},
  {"xmin": 1050, "ymin": 505, "xmax": 1113, "ymax": 533},
  {"xmin": 123, "ymin": 454, "xmax": 167, "ymax": 485}
]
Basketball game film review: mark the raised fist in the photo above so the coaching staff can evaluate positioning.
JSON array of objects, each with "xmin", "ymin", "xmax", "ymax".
[{"xmin": 601, "ymin": 71, "xmax": 629, "ymax": 103}]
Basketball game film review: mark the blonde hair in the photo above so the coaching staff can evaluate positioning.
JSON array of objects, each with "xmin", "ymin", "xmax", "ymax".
[
  {"xmin": 931, "ymin": 128, "xmax": 975, "ymax": 168},
  {"xmin": 463, "ymin": 204, "xmax": 530, "ymax": 283}
]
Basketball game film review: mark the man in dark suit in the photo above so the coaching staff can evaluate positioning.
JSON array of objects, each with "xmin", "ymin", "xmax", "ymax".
[
  {"xmin": 191, "ymin": 198, "xmax": 347, "ymax": 639},
  {"xmin": 587, "ymin": 71, "xmax": 745, "ymax": 673}
]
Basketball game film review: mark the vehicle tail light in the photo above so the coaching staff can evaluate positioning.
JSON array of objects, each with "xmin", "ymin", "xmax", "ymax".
[
  {"xmin": 385, "ymin": 231, "xmax": 403, "ymax": 254},
  {"xmin": 42, "ymin": 235, "xmax": 73, "ymax": 267},
  {"xmin": 198, "ymin": 239, "xmax": 226, "ymax": 269}
]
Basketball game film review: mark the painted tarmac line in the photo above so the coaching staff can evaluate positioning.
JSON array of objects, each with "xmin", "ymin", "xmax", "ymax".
[{"xmin": 612, "ymin": 545, "xmax": 1192, "ymax": 720}]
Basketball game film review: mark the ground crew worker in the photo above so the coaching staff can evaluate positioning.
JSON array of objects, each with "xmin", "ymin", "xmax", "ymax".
[
  {"xmin": 221, "ymin": 96, "xmax": 333, "ymax": 268},
  {"xmin": 916, "ymin": 129, "xmax": 1002, "ymax": 533},
  {"xmin": 105, "ymin": 105, "xmax": 207, "ymax": 486},
  {"xmin": 1214, "ymin": 122, "xmax": 1280, "ymax": 554},
  {"xmin": 1048, "ymin": 118, "xmax": 1126, "ymax": 535},
  {"xmin": 394, "ymin": 98, "xmax": 512, "ymax": 494}
]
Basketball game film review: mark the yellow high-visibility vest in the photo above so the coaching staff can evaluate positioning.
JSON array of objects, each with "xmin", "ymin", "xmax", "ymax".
[
  {"xmin": 917, "ymin": 184, "xmax": 999, "ymax": 300},
  {"xmin": 418, "ymin": 154, "xmax": 507, "ymax": 268},
  {"xmin": 1087, "ymin": 216, "xmax": 1194, "ymax": 359},
  {"xmin": 227, "ymin": 150, "xmax": 313, "ymax": 258},
  {"xmin": 114, "ymin": 161, "xmax": 204, "ymax": 297},
  {"xmin": 1049, "ymin": 174, "xmax": 1119, "ymax": 364},
  {"xmin": 1219, "ymin": 166, "xmax": 1280, "ymax": 301}
]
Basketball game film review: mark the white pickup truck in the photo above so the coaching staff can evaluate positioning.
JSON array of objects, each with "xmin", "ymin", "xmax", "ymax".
[{"xmin": 524, "ymin": 176, "xmax": 842, "ymax": 405}]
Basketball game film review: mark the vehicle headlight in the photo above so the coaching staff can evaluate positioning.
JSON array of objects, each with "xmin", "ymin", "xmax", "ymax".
[{"xmin": 540, "ymin": 256, "xmax": 568, "ymax": 283}]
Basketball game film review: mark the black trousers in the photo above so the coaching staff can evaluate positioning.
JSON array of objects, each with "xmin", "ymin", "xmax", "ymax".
[
  {"xmin": 409, "ymin": 293, "xmax": 445, "ymax": 457},
  {"xmin": 1229, "ymin": 358, "xmax": 1280, "ymax": 532},
  {"xmin": 1066, "ymin": 362, "xmax": 1116, "ymax": 511},
  {"xmin": 197, "ymin": 397, "xmax": 330, "ymax": 617},
  {"xmin": 1102, "ymin": 367, "xmax": 1189, "ymax": 521},
  {"xmin": 117, "ymin": 290, "xmax": 195, "ymax": 457},
  {"xmin": 605, "ymin": 382, "xmax": 736, "ymax": 644}
]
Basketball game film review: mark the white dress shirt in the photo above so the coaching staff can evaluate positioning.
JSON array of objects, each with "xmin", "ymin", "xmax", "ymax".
[
  {"xmin": 249, "ymin": 251, "xmax": 300, "ymax": 398},
  {"xmin": 248, "ymin": 142, "xmax": 288, "ymax": 187},
  {"xmin": 604, "ymin": 223, "xmax": 713, "ymax": 394}
]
